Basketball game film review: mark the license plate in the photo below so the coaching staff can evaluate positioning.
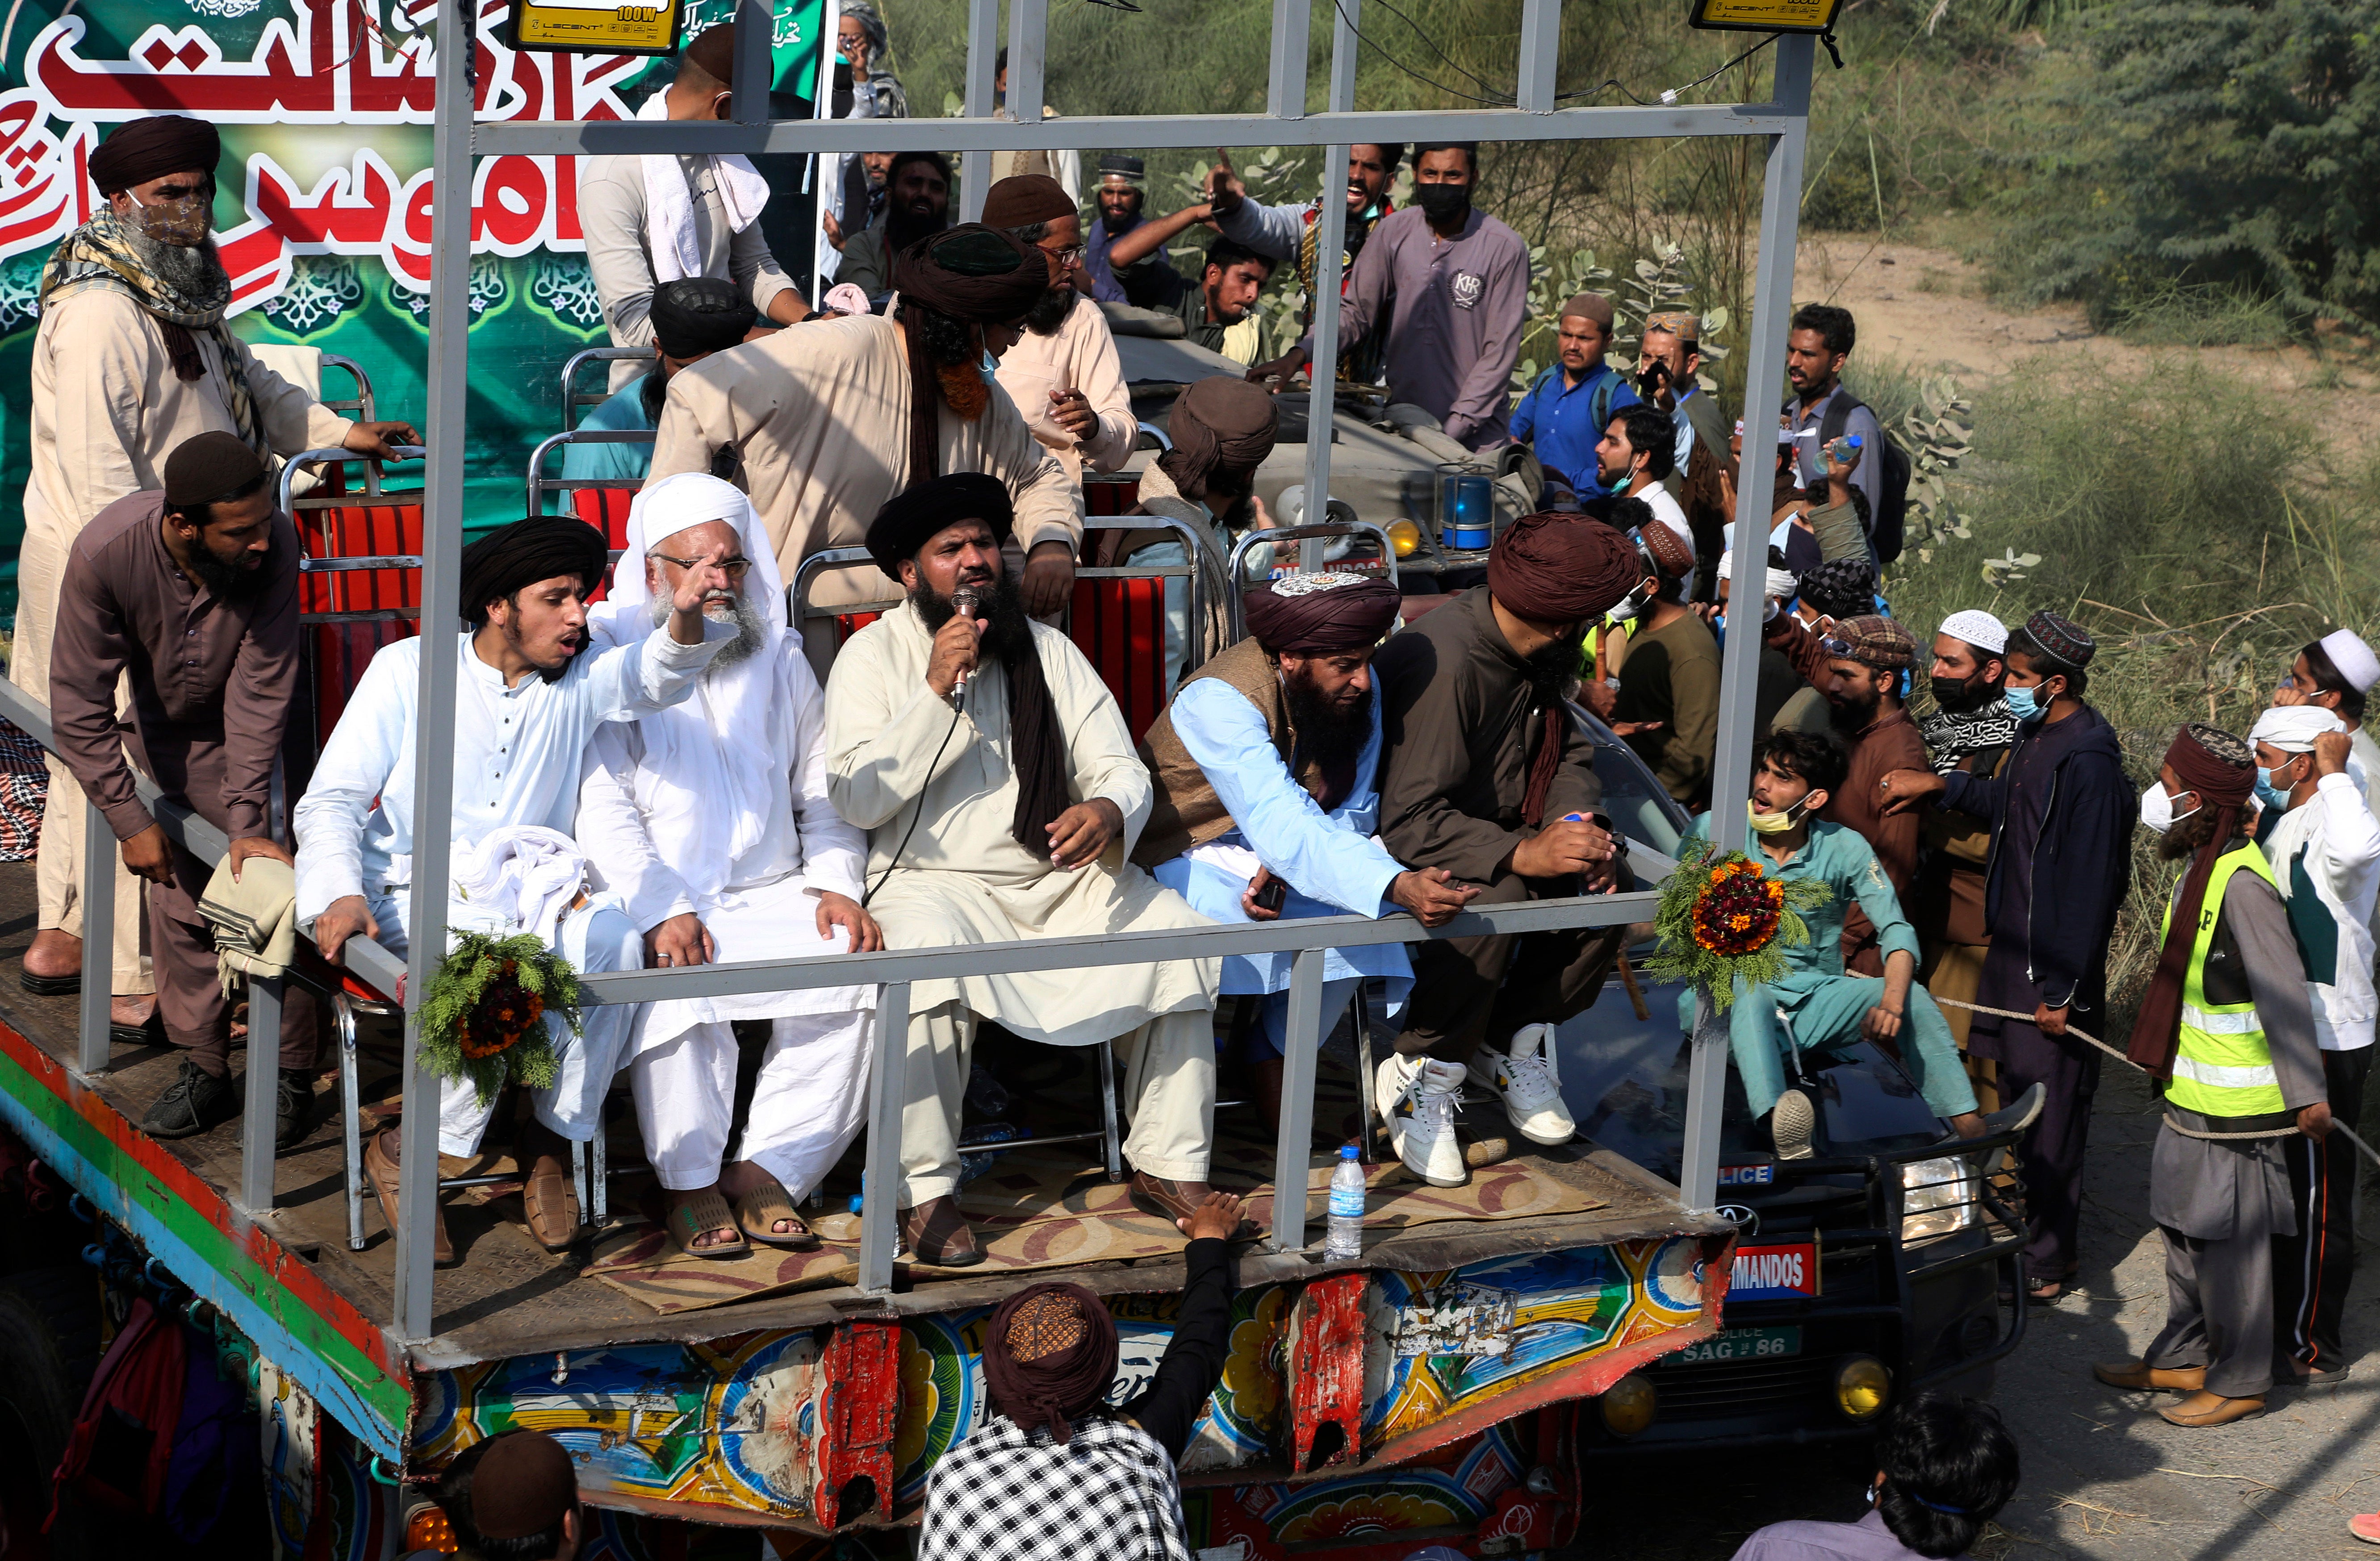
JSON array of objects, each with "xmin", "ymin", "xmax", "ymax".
[
  {"xmin": 1730, "ymin": 1241, "xmax": 1820, "ymax": 1300},
  {"xmin": 1671, "ymin": 1325, "xmax": 1803, "ymax": 1365}
]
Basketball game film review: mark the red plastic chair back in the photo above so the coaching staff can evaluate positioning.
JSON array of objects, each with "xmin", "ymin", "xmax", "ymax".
[
  {"xmin": 1083, "ymin": 476, "xmax": 1142, "ymax": 517},
  {"xmin": 1069, "ymin": 575, "xmax": 1168, "ymax": 742},
  {"xmin": 833, "ymin": 611, "xmax": 883, "ymax": 645},
  {"xmin": 571, "ymin": 488, "xmax": 636, "ymax": 602},
  {"xmin": 302, "ymin": 497, "xmax": 424, "ymax": 741}
]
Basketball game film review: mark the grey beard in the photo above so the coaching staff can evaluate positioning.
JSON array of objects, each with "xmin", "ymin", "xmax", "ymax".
[
  {"xmin": 130, "ymin": 228, "xmax": 228, "ymax": 298},
  {"xmin": 652, "ymin": 592, "xmax": 770, "ymax": 669}
]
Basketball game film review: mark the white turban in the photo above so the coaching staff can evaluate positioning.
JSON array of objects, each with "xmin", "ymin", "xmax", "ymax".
[
  {"xmin": 1717, "ymin": 549, "xmax": 1797, "ymax": 603},
  {"xmin": 2320, "ymin": 629, "xmax": 2380, "ymax": 693},
  {"xmin": 2249, "ymin": 704, "xmax": 2347, "ymax": 754},
  {"xmin": 1939, "ymin": 609, "xmax": 2008, "ymax": 655},
  {"xmin": 586, "ymin": 472, "xmax": 793, "ymax": 900}
]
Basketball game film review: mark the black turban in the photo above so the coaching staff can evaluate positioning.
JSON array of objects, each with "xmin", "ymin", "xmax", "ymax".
[
  {"xmin": 1486, "ymin": 512, "xmax": 1639, "ymax": 626},
  {"xmin": 1160, "ymin": 376, "xmax": 1279, "ymax": 502},
  {"xmin": 890, "ymin": 225, "xmax": 1048, "ymax": 488},
  {"xmin": 866, "ymin": 472, "xmax": 1013, "ymax": 580},
  {"xmin": 90, "ymin": 116, "xmax": 219, "ymax": 196},
  {"xmin": 1243, "ymin": 573, "xmax": 1402, "ymax": 655},
  {"xmin": 162, "ymin": 431, "xmax": 265, "ymax": 509},
  {"xmin": 459, "ymin": 516, "xmax": 610, "ymax": 625},
  {"xmin": 649, "ymin": 276, "xmax": 756, "ymax": 359}
]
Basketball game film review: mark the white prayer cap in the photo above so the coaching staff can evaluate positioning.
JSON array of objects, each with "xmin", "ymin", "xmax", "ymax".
[
  {"xmin": 1717, "ymin": 550, "xmax": 1796, "ymax": 603},
  {"xmin": 2249, "ymin": 704, "xmax": 2347, "ymax": 753},
  {"xmin": 2319, "ymin": 628, "xmax": 2380, "ymax": 693},
  {"xmin": 1938, "ymin": 609, "xmax": 2008, "ymax": 655}
]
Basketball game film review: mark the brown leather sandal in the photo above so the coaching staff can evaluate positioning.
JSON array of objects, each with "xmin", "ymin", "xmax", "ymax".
[
  {"xmin": 665, "ymin": 1187, "xmax": 749, "ymax": 1260},
  {"xmin": 364, "ymin": 1128, "xmax": 454, "ymax": 1265},
  {"xmin": 903, "ymin": 1195, "xmax": 984, "ymax": 1266},
  {"xmin": 519, "ymin": 1146, "xmax": 583, "ymax": 1253},
  {"xmin": 733, "ymin": 1181, "xmax": 819, "ymax": 1250}
]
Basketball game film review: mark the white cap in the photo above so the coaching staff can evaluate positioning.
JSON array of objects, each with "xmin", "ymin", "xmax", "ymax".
[
  {"xmin": 1939, "ymin": 609, "xmax": 2008, "ymax": 655},
  {"xmin": 2319, "ymin": 628, "xmax": 2380, "ymax": 693},
  {"xmin": 2250, "ymin": 704, "xmax": 2347, "ymax": 753}
]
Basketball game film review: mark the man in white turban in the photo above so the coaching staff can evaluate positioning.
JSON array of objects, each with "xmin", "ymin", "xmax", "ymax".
[
  {"xmin": 577, "ymin": 473, "xmax": 879, "ymax": 1258},
  {"xmin": 2249, "ymin": 701, "xmax": 2380, "ymax": 1386}
]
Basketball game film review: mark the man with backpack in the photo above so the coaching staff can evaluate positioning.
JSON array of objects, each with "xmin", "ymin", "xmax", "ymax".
[
  {"xmin": 1507, "ymin": 293, "xmax": 1640, "ymax": 498},
  {"xmin": 1783, "ymin": 303, "xmax": 1906, "ymax": 563}
]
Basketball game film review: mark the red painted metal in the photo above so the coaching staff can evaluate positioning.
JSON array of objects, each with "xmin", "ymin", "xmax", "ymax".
[
  {"xmin": 815, "ymin": 1319, "xmax": 901, "ymax": 1528},
  {"xmin": 1289, "ymin": 1273, "xmax": 1368, "ymax": 1475}
]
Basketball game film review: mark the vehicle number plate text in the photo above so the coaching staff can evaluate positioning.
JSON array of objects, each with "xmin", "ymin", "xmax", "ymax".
[{"xmin": 1672, "ymin": 1325, "xmax": 1803, "ymax": 1365}]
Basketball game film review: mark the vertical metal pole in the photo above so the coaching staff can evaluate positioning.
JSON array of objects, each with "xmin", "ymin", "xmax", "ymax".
[
  {"xmin": 958, "ymin": 0, "xmax": 1000, "ymax": 224},
  {"xmin": 1516, "ymin": 0, "xmax": 1560, "ymax": 113},
  {"xmin": 812, "ymin": 0, "xmax": 841, "ymax": 305},
  {"xmin": 393, "ymin": 0, "xmax": 477, "ymax": 1343},
  {"xmin": 1267, "ymin": 0, "xmax": 1312, "ymax": 119},
  {"xmin": 75, "ymin": 801, "xmax": 113, "ymax": 1075},
  {"xmin": 1681, "ymin": 34, "xmax": 1811, "ymax": 1218},
  {"xmin": 1004, "ymin": 0, "xmax": 1046, "ymax": 128},
  {"xmin": 1269, "ymin": 947, "xmax": 1325, "ymax": 1255},
  {"xmin": 1300, "ymin": 0, "xmax": 1358, "ymax": 531},
  {"xmin": 237, "ymin": 974, "xmax": 282, "ymax": 1214},
  {"xmin": 731, "ymin": 0, "xmax": 771, "ymax": 123},
  {"xmin": 857, "ymin": 981, "xmax": 910, "ymax": 1295}
]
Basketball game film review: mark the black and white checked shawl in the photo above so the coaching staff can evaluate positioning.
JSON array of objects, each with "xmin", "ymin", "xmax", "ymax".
[{"xmin": 916, "ymin": 1411, "xmax": 1192, "ymax": 1561}]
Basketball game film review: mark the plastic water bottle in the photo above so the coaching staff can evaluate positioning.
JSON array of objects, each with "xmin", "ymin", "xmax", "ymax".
[{"xmin": 1325, "ymin": 1146, "xmax": 1366, "ymax": 1260}]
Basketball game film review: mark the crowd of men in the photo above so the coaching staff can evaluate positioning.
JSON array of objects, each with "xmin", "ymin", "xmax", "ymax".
[{"xmin": 16, "ymin": 34, "xmax": 2380, "ymax": 1555}]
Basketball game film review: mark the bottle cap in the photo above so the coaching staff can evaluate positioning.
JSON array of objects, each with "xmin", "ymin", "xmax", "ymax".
[
  {"xmin": 1339, "ymin": 1144, "xmax": 1359, "ymax": 1160},
  {"xmin": 849, "ymin": 1194, "xmax": 864, "ymax": 1214}
]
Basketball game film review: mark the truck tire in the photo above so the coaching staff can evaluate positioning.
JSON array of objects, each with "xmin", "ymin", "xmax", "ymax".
[{"xmin": 0, "ymin": 1265, "xmax": 101, "ymax": 1559}]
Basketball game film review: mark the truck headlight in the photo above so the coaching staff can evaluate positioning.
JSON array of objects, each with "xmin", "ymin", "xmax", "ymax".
[
  {"xmin": 1900, "ymin": 1156, "xmax": 1977, "ymax": 1244},
  {"xmin": 1832, "ymin": 1354, "xmax": 1891, "ymax": 1420},
  {"xmin": 1599, "ymin": 1374, "xmax": 1657, "ymax": 1437}
]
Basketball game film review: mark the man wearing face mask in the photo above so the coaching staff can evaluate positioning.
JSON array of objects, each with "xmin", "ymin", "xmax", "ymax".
[
  {"xmin": 1682, "ymin": 730, "xmax": 1985, "ymax": 1160},
  {"xmin": 2272, "ymin": 629, "xmax": 2380, "ymax": 822},
  {"xmin": 2245, "ymin": 706, "xmax": 2380, "ymax": 1388},
  {"xmin": 1878, "ymin": 612, "xmax": 2133, "ymax": 1303},
  {"xmin": 18, "ymin": 114, "xmax": 418, "ymax": 1025},
  {"xmin": 2092, "ymin": 724, "xmax": 2328, "ymax": 1427},
  {"xmin": 1246, "ymin": 144, "xmax": 1527, "ymax": 453},
  {"xmin": 1605, "ymin": 522, "xmax": 1718, "ymax": 809},
  {"xmin": 1911, "ymin": 611, "xmax": 2016, "ymax": 1106}
]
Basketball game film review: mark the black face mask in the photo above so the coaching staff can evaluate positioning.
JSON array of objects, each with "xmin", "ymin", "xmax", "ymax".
[
  {"xmin": 1930, "ymin": 673, "xmax": 1996, "ymax": 714},
  {"xmin": 1412, "ymin": 181, "xmax": 1471, "ymax": 225}
]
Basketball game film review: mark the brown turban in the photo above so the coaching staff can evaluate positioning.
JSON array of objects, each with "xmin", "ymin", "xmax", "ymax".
[
  {"xmin": 2127, "ymin": 723, "xmax": 2256, "ymax": 1077},
  {"xmin": 465, "ymin": 1430, "xmax": 577, "ymax": 1540},
  {"xmin": 983, "ymin": 174, "xmax": 1077, "ymax": 230},
  {"xmin": 891, "ymin": 225, "xmax": 1048, "ymax": 485},
  {"xmin": 1243, "ymin": 573, "xmax": 1402, "ymax": 655},
  {"xmin": 1488, "ymin": 512, "xmax": 1639, "ymax": 626},
  {"xmin": 1560, "ymin": 292, "xmax": 1614, "ymax": 328},
  {"xmin": 162, "ymin": 431, "xmax": 265, "ymax": 509},
  {"xmin": 89, "ymin": 116, "xmax": 219, "ymax": 196},
  {"xmin": 982, "ymin": 1283, "xmax": 1120, "ymax": 1444},
  {"xmin": 1160, "ymin": 376, "xmax": 1280, "ymax": 501},
  {"xmin": 458, "ymin": 516, "xmax": 609, "ymax": 627}
]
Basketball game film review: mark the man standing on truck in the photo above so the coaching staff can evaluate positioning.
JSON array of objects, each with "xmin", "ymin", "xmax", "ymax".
[
  {"xmin": 297, "ymin": 516, "xmax": 738, "ymax": 1263},
  {"xmin": 1209, "ymin": 144, "xmax": 1401, "ymax": 383},
  {"xmin": 1879, "ymin": 612, "xmax": 2133, "ymax": 1304},
  {"xmin": 17, "ymin": 113, "xmax": 417, "ymax": 1033},
  {"xmin": 2094, "ymin": 723, "xmax": 2329, "ymax": 1428},
  {"xmin": 1134, "ymin": 573, "xmax": 1476, "ymax": 1131},
  {"xmin": 824, "ymin": 476, "xmax": 1226, "ymax": 1267},
  {"xmin": 46, "ymin": 434, "xmax": 318, "ymax": 1146},
  {"xmin": 1371, "ymin": 513, "xmax": 1639, "ymax": 1185}
]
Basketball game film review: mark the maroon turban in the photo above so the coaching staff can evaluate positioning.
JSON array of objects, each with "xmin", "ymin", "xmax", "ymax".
[
  {"xmin": 1162, "ymin": 376, "xmax": 1280, "ymax": 501},
  {"xmin": 2127, "ymin": 723, "xmax": 2256, "ymax": 1076},
  {"xmin": 1487, "ymin": 512, "xmax": 1639, "ymax": 626},
  {"xmin": 89, "ymin": 116, "xmax": 219, "ymax": 196},
  {"xmin": 891, "ymin": 225, "xmax": 1048, "ymax": 484},
  {"xmin": 982, "ymin": 1283, "xmax": 1120, "ymax": 1444},
  {"xmin": 983, "ymin": 174, "xmax": 1077, "ymax": 230},
  {"xmin": 467, "ymin": 1430, "xmax": 577, "ymax": 1540},
  {"xmin": 1243, "ymin": 573, "xmax": 1402, "ymax": 655}
]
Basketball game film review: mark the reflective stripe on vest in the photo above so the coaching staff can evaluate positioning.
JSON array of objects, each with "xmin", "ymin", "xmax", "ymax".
[{"xmin": 2160, "ymin": 842, "xmax": 2286, "ymax": 1117}]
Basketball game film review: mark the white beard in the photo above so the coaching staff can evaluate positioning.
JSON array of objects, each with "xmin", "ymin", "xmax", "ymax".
[{"xmin": 655, "ymin": 591, "xmax": 769, "ymax": 669}]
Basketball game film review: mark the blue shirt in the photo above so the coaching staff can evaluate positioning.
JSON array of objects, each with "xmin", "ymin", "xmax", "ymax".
[
  {"xmin": 1508, "ymin": 362, "xmax": 1640, "ymax": 496},
  {"xmin": 559, "ymin": 377, "xmax": 657, "ymax": 493}
]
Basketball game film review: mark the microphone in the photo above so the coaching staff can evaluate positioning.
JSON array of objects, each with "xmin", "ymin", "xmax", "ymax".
[{"xmin": 949, "ymin": 586, "xmax": 982, "ymax": 712}]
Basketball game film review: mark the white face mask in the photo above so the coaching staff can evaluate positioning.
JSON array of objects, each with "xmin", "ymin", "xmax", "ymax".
[
  {"xmin": 1607, "ymin": 580, "xmax": 1654, "ymax": 626},
  {"xmin": 2138, "ymin": 781, "xmax": 2198, "ymax": 835}
]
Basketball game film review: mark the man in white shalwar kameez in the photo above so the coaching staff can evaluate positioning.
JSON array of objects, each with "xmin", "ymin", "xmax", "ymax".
[
  {"xmin": 577, "ymin": 474, "xmax": 878, "ymax": 1258},
  {"xmin": 296, "ymin": 516, "xmax": 736, "ymax": 1263},
  {"xmin": 824, "ymin": 474, "xmax": 1225, "ymax": 1266}
]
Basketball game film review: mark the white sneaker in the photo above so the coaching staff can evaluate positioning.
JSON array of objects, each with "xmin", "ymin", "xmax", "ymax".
[
  {"xmin": 1375, "ymin": 1055, "xmax": 1469, "ymax": 1188},
  {"xmin": 1468, "ymin": 1023, "xmax": 1577, "ymax": 1146}
]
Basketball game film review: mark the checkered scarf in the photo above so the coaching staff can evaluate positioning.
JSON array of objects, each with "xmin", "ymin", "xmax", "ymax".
[{"xmin": 917, "ymin": 1411, "xmax": 1191, "ymax": 1561}]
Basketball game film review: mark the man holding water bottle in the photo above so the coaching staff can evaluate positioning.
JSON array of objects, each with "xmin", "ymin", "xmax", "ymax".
[{"xmin": 1784, "ymin": 304, "xmax": 1886, "ymax": 547}]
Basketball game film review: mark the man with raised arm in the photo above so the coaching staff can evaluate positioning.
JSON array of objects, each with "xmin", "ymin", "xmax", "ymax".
[
  {"xmin": 824, "ymin": 475, "xmax": 1223, "ymax": 1268},
  {"xmin": 575, "ymin": 475, "xmax": 879, "ymax": 1260},
  {"xmin": 294, "ymin": 516, "xmax": 736, "ymax": 1263}
]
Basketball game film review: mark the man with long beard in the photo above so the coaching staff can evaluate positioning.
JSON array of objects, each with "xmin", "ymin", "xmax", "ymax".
[
  {"xmin": 835, "ymin": 150, "xmax": 953, "ymax": 304},
  {"xmin": 1134, "ymin": 574, "xmax": 1476, "ymax": 1131},
  {"xmin": 985, "ymin": 175, "xmax": 1138, "ymax": 483},
  {"xmin": 645, "ymin": 224, "xmax": 1080, "ymax": 676},
  {"xmin": 1912, "ymin": 610, "xmax": 2015, "ymax": 1106},
  {"xmin": 1369, "ymin": 513, "xmax": 1638, "ymax": 1185},
  {"xmin": 18, "ymin": 114, "xmax": 417, "ymax": 1027},
  {"xmin": 47, "ymin": 434, "xmax": 318, "ymax": 1144},
  {"xmin": 824, "ymin": 475, "xmax": 1224, "ymax": 1267},
  {"xmin": 575, "ymin": 474, "xmax": 878, "ymax": 1258}
]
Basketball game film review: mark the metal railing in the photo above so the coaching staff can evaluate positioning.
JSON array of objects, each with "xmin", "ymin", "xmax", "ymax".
[
  {"xmin": 560, "ymin": 347, "xmax": 654, "ymax": 432},
  {"xmin": 525, "ymin": 428, "xmax": 658, "ymax": 518}
]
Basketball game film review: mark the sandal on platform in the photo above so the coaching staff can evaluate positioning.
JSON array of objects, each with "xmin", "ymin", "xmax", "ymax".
[
  {"xmin": 734, "ymin": 1181, "xmax": 820, "ymax": 1250},
  {"xmin": 519, "ymin": 1148, "xmax": 584, "ymax": 1253},
  {"xmin": 665, "ymin": 1187, "xmax": 748, "ymax": 1260}
]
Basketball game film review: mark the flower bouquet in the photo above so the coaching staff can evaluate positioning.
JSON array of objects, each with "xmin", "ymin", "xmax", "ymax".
[
  {"xmin": 418, "ymin": 932, "xmax": 582, "ymax": 1106},
  {"xmin": 1642, "ymin": 842, "xmax": 1831, "ymax": 1009}
]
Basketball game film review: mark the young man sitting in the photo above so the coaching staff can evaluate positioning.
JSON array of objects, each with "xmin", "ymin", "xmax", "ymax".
[{"xmin": 1683, "ymin": 729, "xmax": 1986, "ymax": 1159}]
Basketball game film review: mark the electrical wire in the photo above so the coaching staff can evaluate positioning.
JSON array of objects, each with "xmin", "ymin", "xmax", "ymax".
[
  {"xmin": 1653, "ymin": 32, "xmax": 1786, "ymax": 105},
  {"xmin": 1325, "ymin": 0, "xmax": 1515, "ymax": 107},
  {"xmin": 861, "ymin": 703, "xmax": 962, "ymax": 908},
  {"xmin": 1361, "ymin": 0, "xmax": 1514, "ymax": 99}
]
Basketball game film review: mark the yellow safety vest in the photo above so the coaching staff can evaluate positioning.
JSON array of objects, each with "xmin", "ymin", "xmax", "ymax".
[{"xmin": 2159, "ymin": 841, "xmax": 2286, "ymax": 1118}]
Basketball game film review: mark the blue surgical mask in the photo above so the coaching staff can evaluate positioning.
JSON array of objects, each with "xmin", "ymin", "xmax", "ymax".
[
  {"xmin": 980, "ymin": 348, "xmax": 999, "ymax": 373},
  {"xmin": 2003, "ymin": 683, "xmax": 2041, "ymax": 721},
  {"xmin": 2255, "ymin": 759, "xmax": 2300, "ymax": 812}
]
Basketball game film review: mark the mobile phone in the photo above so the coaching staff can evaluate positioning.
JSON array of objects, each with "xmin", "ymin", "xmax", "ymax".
[{"xmin": 1253, "ymin": 876, "xmax": 1288, "ymax": 914}]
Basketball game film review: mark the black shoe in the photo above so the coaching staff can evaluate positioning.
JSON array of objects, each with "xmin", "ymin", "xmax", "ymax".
[
  {"xmin": 275, "ymin": 1071, "xmax": 314, "ymax": 1153},
  {"xmin": 141, "ymin": 1057, "xmax": 238, "ymax": 1140}
]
